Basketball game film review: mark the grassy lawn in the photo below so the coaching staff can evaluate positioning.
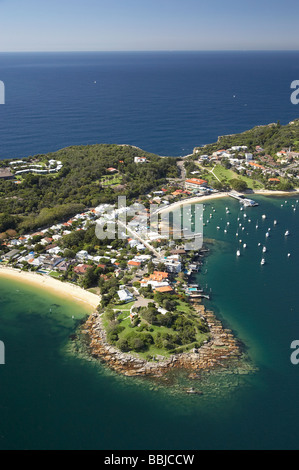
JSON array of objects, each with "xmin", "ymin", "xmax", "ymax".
[
  {"xmin": 112, "ymin": 300, "xmax": 136, "ymax": 311},
  {"xmin": 212, "ymin": 164, "xmax": 264, "ymax": 189},
  {"xmin": 102, "ymin": 298, "xmax": 210, "ymax": 359},
  {"xmin": 212, "ymin": 165, "xmax": 235, "ymax": 180},
  {"xmin": 100, "ymin": 175, "xmax": 122, "ymax": 186},
  {"xmin": 48, "ymin": 270, "xmax": 62, "ymax": 279},
  {"xmin": 195, "ymin": 162, "xmax": 264, "ymax": 190}
]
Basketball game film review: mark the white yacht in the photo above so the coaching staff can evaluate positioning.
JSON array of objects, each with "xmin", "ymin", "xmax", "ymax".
[
  {"xmin": 285, "ymin": 230, "xmax": 290, "ymax": 236},
  {"xmin": 261, "ymin": 258, "xmax": 266, "ymax": 265}
]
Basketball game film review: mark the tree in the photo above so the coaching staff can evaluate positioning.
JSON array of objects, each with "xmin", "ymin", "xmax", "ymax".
[{"xmin": 229, "ymin": 178, "xmax": 248, "ymax": 192}]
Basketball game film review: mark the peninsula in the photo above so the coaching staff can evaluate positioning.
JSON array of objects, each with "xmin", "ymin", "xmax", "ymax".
[{"xmin": 0, "ymin": 119, "xmax": 298, "ymax": 379}]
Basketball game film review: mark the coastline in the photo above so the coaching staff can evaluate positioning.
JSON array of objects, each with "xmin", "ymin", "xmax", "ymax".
[
  {"xmin": 157, "ymin": 189, "xmax": 299, "ymax": 214},
  {"xmin": 1, "ymin": 188, "xmax": 296, "ymax": 380},
  {"xmin": 0, "ymin": 266, "xmax": 99, "ymax": 311},
  {"xmin": 78, "ymin": 300, "xmax": 252, "ymax": 380}
]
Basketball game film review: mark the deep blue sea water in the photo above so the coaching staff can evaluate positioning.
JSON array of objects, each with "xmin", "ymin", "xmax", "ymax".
[
  {"xmin": 0, "ymin": 52, "xmax": 299, "ymax": 450},
  {"xmin": 0, "ymin": 51, "xmax": 299, "ymax": 159}
]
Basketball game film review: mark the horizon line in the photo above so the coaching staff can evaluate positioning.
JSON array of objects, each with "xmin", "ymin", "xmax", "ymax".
[{"xmin": 0, "ymin": 49, "xmax": 299, "ymax": 54}]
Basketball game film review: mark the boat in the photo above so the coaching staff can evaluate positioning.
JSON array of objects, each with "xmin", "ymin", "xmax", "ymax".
[
  {"xmin": 285, "ymin": 230, "xmax": 290, "ymax": 236},
  {"xmin": 265, "ymin": 232, "xmax": 269, "ymax": 237},
  {"xmin": 261, "ymin": 258, "xmax": 266, "ymax": 265},
  {"xmin": 262, "ymin": 246, "xmax": 267, "ymax": 253},
  {"xmin": 262, "ymin": 214, "xmax": 266, "ymax": 219},
  {"xmin": 236, "ymin": 250, "xmax": 241, "ymax": 256},
  {"xmin": 243, "ymin": 243, "xmax": 247, "ymax": 248},
  {"xmin": 274, "ymin": 220, "xmax": 277, "ymax": 225},
  {"xmin": 185, "ymin": 387, "xmax": 203, "ymax": 395},
  {"xmin": 288, "ymin": 253, "xmax": 291, "ymax": 257}
]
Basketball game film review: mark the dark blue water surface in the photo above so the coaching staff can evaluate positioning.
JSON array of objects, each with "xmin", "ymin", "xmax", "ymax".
[{"xmin": 0, "ymin": 51, "xmax": 298, "ymax": 159}]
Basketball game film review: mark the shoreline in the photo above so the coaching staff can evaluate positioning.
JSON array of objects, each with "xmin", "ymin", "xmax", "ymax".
[
  {"xmin": 0, "ymin": 266, "xmax": 99, "ymax": 311},
  {"xmin": 78, "ymin": 300, "xmax": 250, "ymax": 379},
  {"xmin": 157, "ymin": 189, "xmax": 299, "ymax": 214},
  {"xmin": 0, "ymin": 190, "xmax": 295, "ymax": 380}
]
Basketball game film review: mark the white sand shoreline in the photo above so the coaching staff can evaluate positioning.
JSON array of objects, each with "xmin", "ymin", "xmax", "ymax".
[
  {"xmin": 158, "ymin": 189, "xmax": 299, "ymax": 213},
  {"xmin": 0, "ymin": 266, "xmax": 99, "ymax": 311}
]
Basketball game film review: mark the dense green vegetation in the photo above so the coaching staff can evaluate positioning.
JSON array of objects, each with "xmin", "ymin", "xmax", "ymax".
[
  {"xmin": 194, "ymin": 120, "xmax": 299, "ymax": 155},
  {"xmin": 102, "ymin": 297, "xmax": 210, "ymax": 359},
  {"xmin": 0, "ymin": 144, "xmax": 178, "ymax": 234}
]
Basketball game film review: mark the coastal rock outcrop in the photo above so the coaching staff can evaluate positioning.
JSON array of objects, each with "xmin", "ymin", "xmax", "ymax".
[{"xmin": 79, "ymin": 301, "xmax": 244, "ymax": 378}]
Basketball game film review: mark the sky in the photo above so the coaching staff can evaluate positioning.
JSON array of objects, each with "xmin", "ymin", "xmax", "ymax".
[{"xmin": 0, "ymin": 0, "xmax": 299, "ymax": 52}]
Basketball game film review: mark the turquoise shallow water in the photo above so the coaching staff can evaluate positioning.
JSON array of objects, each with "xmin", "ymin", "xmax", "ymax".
[{"xmin": 0, "ymin": 194, "xmax": 299, "ymax": 450}]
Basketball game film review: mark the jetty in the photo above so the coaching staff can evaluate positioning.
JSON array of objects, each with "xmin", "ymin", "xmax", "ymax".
[{"xmin": 228, "ymin": 191, "xmax": 259, "ymax": 207}]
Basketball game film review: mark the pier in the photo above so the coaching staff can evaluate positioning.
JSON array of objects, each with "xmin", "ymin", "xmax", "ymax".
[{"xmin": 228, "ymin": 191, "xmax": 259, "ymax": 207}]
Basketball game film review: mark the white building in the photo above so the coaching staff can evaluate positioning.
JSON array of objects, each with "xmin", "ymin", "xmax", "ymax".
[
  {"xmin": 134, "ymin": 157, "xmax": 148, "ymax": 163},
  {"xmin": 117, "ymin": 288, "xmax": 135, "ymax": 303}
]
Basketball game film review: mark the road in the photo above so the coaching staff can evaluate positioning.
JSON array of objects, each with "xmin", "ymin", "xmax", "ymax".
[{"xmin": 117, "ymin": 219, "xmax": 162, "ymax": 259}]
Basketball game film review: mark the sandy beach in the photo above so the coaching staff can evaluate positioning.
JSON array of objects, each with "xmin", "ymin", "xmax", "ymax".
[
  {"xmin": 158, "ymin": 189, "xmax": 299, "ymax": 214},
  {"xmin": 0, "ymin": 266, "xmax": 100, "ymax": 311}
]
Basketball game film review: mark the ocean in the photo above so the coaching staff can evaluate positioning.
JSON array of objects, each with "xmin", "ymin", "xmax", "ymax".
[
  {"xmin": 0, "ymin": 52, "xmax": 299, "ymax": 450},
  {"xmin": 0, "ymin": 51, "xmax": 299, "ymax": 159}
]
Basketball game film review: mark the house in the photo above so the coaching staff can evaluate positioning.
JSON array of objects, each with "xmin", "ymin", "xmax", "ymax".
[
  {"xmin": 154, "ymin": 286, "xmax": 174, "ymax": 294},
  {"xmin": 134, "ymin": 157, "xmax": 148, "ymax": 163},
  {"xmin": 128, "ymin": 260, "xmax": 141, "ymax": 268},
  {"xmin": 164, "ymin": 256, "xmax": 182, "ymax": 273},
  {"xmin": 76, "ymin": 250, "xmax": 89, "ymax": 260},
  {"xmin": 117, "ymin": 287, "xmax": 135, "ymax": 303},
  {"xmin": 56, "ymin": 260, "xmax": 72, "ymax": 272},
  {"xmin": 2, "ymin": 249, "xmax": 20, "ymax": 261},
  {"xmin": 74, "ymin": 264, "xmax": 90, "ymax": 275},
  {"xmin": 97, "ymin": 263, "xmax": 107, "ymax": 270},
  {"xmin": 268, "ymin": 178, "xmax": 280, "ymax": 184},
  {"xmin": 185, "ymin": 178, "xmax": 208, "ymax": 191},
  {"xmin": 231, "ymin": 145, "xmax": 247, "ymax": 151},
  {"xmin": 0, "ymin": 168, "xmax": 14, "ymax": 180},
  {"xmin": 107, "ymin": 167, "xmax": 118, "ymax": 173},
  {"xmin": 248, "ymin": 162, "xmax": 266, "ymax": 171},
  {"xmin": 150, "ymin": 271, "xmax": 169, "ymax": 282},
  {"xmin": 276, "ymin": 150, "xmax": 287, "ymax": 157}
]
